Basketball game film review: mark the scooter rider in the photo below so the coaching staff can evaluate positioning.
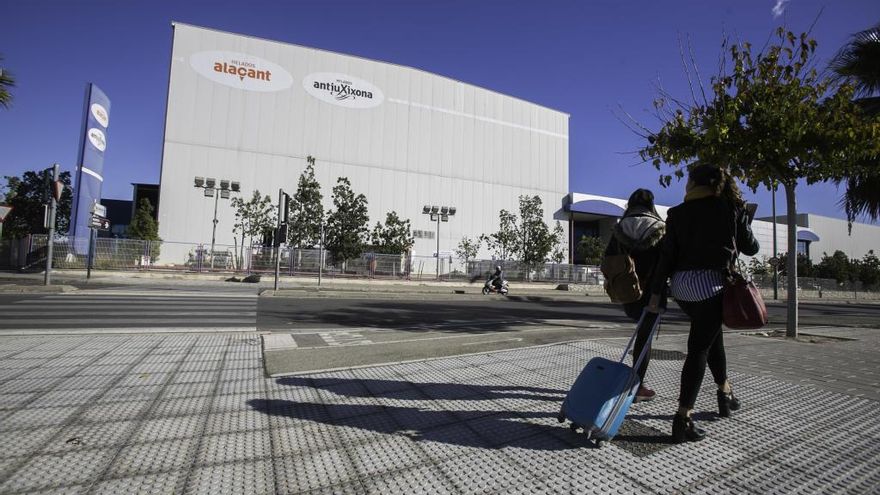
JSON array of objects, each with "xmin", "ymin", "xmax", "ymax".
[{"xmin": 487, "ymin": 265, "xmax": 504, "ymax": 290}]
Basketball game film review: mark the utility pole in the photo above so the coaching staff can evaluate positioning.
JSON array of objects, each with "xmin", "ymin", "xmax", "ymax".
[
  {"xmin": 273, "ymin": 189, "xmax": 289, "ymax": 292},
  {"xmin": 772, "ymin": 183, "xmax": 778, "ymax": 300},
  {"xmin": 318, "ymin": 223, "xmax": 324, "ymax": 287},
  {"xmin": 44, "ymin": 163, "xmax": 60, "ymax": 286}
]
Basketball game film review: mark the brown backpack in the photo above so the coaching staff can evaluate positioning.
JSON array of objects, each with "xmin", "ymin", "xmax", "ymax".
[{"xmin": 601, "ymin": 247, "xmax": 642, "ymax": 304}]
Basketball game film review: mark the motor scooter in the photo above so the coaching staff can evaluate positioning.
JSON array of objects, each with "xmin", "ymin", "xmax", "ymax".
[{"xmin": 482, "ymin": 278, "xmax": 509, "ymax": 295}]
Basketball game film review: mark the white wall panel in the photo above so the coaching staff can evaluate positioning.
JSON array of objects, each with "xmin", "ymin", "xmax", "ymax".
[{"xmin": 159, "ymin": 24, "xmax": 570, "ymax": 262}]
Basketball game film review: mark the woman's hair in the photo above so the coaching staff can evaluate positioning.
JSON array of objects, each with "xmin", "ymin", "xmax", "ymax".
[
  {"xmin": 720, "ymin": 170, "xmax": 746, "ymax": 208},
  {"xmin": 689, "ymin": 163, "xmax": 745, "ymax": 207},
  {"xmin": 625, "ymin": 188, "xmax": 661, "ymax": 217}
]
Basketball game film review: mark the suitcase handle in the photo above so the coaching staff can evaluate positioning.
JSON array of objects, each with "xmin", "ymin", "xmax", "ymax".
[{"xmin": 619, "ymin": 309, "xmax": 660, "ymax": 373}]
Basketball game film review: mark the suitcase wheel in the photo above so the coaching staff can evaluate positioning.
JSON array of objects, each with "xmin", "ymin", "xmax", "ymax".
[
  {"xmin": 594, "ymin": 439, "xmax": 606, "ymax": 449},
  {"xmin": 556, "ymin": 408, "xmax": 566, "ymax": 424},
  {"xmin": 569, "ymin": 423, "xmax": 579, "ymax": 432}
]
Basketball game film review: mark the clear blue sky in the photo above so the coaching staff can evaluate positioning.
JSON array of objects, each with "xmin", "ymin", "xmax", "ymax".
[{"xmin": 2, "ymin": 0, "xmax": 878, "ymax": 222}]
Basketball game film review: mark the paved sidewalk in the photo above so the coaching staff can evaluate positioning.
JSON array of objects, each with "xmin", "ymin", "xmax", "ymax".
[{"xmin": 0, "ymin": 329, "xmax": 877, "ymax": 494}]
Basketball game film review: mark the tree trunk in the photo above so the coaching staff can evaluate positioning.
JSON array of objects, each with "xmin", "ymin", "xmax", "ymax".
[{"xmin": 784, "ymin": 182, "xmax": 798, "ymax": 338}]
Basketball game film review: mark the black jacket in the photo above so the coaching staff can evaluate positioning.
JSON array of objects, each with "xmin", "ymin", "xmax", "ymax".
[{"xmin": 651, "ymin": 196, "xmax": 759, "ymax": 295}]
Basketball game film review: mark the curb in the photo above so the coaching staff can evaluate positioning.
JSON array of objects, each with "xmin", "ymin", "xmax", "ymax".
[{"xmin": 0, "ymin": 284, "xmax": 78, "ymax": 294}]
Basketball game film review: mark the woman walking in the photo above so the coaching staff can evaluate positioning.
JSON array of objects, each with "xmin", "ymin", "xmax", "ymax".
[
  {"xmin": 647, "ymin": 164, "xmax": 759, "ymax": 443},
  {"xmin": 604, "ymin": 188, "xmax": 666, "ymax": 402}
]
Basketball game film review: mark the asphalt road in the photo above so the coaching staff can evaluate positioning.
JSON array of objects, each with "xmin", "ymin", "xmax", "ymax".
[{"xmin": 258, "ymin": 293, "xmax": 880, "ymax": 375}]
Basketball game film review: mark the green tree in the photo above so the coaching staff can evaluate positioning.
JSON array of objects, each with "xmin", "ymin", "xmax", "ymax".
[
  {"xmin": 288, "ymin": 156, "xmax": 324, "ymax": 248},
  {"xmin": 814, "ymin": 250, "xmax": 855, "ymax": 284},
  {"xmin": 830, "ymin": 22, "xmax": 880, "ymax": 226},
  {"xmin": 857, "ymin": 250, "xmax": 880, "ymax": 289},
  {"xmin": 127, "ymin": 198, "xmax": 161, "ymax": 260},
  {"xmin": 747, "ymin": 256, "xmax": 770, "ymax": 277},
  {"xmin": 0, "ymin": 54, "xmax": 14, "ymax": 109},
  {"xmin": 777, "ymin": 252, "xmax": 815, "ymax": 278},
  {"xmin": 640, "ymin": 28, "xmax": 880, "ymax": 337},
  {"xmin": 325, "ymin": 177, "xmax": 369, "ymax": 266},
  {"xmin": 231, "ymin": 190, "xmax": 275, "ymax": 261},
  {"xmin": 481, "ymin": 209, "xmax": 518, "ymax": 260},
  {"xmin": 515, "ymin": 195, "xmax": 562, "ymax": 278},
  {"xmin": 576, "ymin": 235, "xmax": 603, "ymax": 266},
  {"xmin": 455, "ymin": 236, "xmax": 481, "ymax": 268},
  {"xmin": 370, "ymin": 211, "xmax": 414, "ymax": 254},
  {"xmin": 2, "ymin": 169, "xmax": 73, "ymax": 237}
]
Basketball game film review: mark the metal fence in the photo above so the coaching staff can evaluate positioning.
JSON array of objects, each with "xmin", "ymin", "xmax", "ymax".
[
  {"xmin": 3, "ymin": 235, "xmax": 605, "ymax": 284},
  {"xmin": 7, "ymin": 235, "xmax": 877, "ymax": 296}
]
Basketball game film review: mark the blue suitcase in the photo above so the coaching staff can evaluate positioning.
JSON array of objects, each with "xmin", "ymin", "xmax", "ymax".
[{"xmin": 557, "ymin": 311, "xmax": 660, "ymax": 447}]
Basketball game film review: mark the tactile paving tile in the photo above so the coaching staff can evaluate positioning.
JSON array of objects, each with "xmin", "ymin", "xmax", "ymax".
[
  {"xmin": 0, "ymin": 391, "xmax": 37, "ymax": 410},
  {"xmin": 360, "ymin": 463, "xmax": 458, "ymax": 494},
  {"xmin": 0, "ymin": 448, "xmax": 114, "ymax": 493},
  {"xmin": 105, "ymin": 438, "xmax": 197, "ymax": 477},
  {"xmin": 211, "ymin": 392, "xmax": 265, "ymax": 413},
  {"xmin": 0, "ymin": 367, "xmax": 30, "ymax": 382},
  {"xmin": 132, "ymin": 415, "xmax": 205, "ymax": 443},
  {"xmin": 274, "ymin": 449, "xmax": 358, "ymax": 493},
  {"xmin": 203, "ymin": 409, "xmax": 269, "ymax": 435},
  {"xmin": 16, "ymin": 366, "xmax": 83, "ymax": 380},
  {"xmin": 195, "ymin": 431, "xmax": 270, "ymax": 464},
  {"xmin": 179, "ymin": 359, "xmax": 223, "ymax": 373},
  {"xmin": 272, "ymin": 423, "xmax": 342, "ymax": 457},
  {"xmin": 28, "ymin": 388, "xmax": 103, "ymax": 408},
  {"xmin": 436, "ymin": 450, "xmax": 536, "ymax": 493},
  {"xmin": 349, "ymin": 436, "xmax": 428, "ymax": 478},
  {"xmin": 0, "ymin": 406, "xmax": 79, "ymax": 430},
  {"xmin": 56, "ymin": 374, "xmax": 120, "ymax": 391},
  {"xmin": 91, "ymin": 470, "xmax": 185, "ymax": 495},
  {"xmin": 219, "ymin": 366, "xmax": 264, "ymax": 382},
  {"xmin": 217, "ymin": 379, "xmax": 264, "ymax": 396},
  {"xmin": 184, "ymin": 459, "xmax": 273, "ymax": 495},
  {"xmin": 42, "ymin": 420, "xmax": 136, "ymax": 453},
  {"xmin": 148, "ymin": 396, "xmax": 213, "ymax": 418},
  {"xmin": 387, "ymin": 404, "xmax": 458, "ymax": 432},
  {"xmin": 96, "ymin": 385, "xmax": 163, "ymax": 403},
  {"xmin": 466, "ymin": 413, "xmax": 541, "ymax": 447},
  {"xmin": 170, "ymin": 370, "xmax": 218, "ymax": 384},
  {"xmin": 330, "ymin": 411, "xmax": 403, "ymax": 446},
  {"xmin": 0, "ymin": 426, "xmax": 62, "ymax": 458},
  {"xmin": 0, "ymin": 377, "xmax": 63, "ymax": 394},
  {"xmin": 160, "ymin": 382, "xmax": 216, "ymax": 400},
  {"xmin": 73, "ymin": 364, "xmax": 131, "ymax": 377},
  {"xmin": 116, "ymin": 371, "xmax": 171, "ymax": 388},
  {"xmin": 79, "ymin": 400, "xmax": 152, "ymax": 423},
  {"xmin": 413, "ymin": 423, "xmax": 494, "ymax": 463}
]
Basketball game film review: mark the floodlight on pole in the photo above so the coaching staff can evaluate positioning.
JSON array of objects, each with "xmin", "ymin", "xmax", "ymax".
[
  {"xmin": 194, "ymin": 176, "xmax": 239, "ymax": 269},
  {"xmin": 421, "ymin": 204, "xmax": 456, "ymax": 280}
]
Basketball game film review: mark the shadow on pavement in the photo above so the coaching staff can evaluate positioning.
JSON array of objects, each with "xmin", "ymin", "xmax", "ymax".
[{"xmin": 248, "ymin": 376, "xmax": 676, "ymax": 451}]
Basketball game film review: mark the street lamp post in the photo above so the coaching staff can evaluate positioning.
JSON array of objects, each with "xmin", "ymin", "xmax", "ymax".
[
  {"xmin": 194, "ymin": 177, "xmax": 240, "ymax": 269},
  {"xmin": 422, "ymin": 204, "xmax": 456, "ymax": 280}
]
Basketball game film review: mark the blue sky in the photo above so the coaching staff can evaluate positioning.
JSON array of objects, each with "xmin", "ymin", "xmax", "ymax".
[{"xmin": 1, "ymin": 0, "xmax": 878, "ymax": 222}]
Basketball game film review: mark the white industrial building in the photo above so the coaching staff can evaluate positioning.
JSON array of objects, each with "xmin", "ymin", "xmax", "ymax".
[{"xmin": 157, "ymin": 23, "xmax": 569, "ymax": 263}]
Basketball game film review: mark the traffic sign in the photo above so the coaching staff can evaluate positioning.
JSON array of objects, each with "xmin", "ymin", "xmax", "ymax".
[
  {"xmin": 90, "ymin": 202, "xmax": 107, "ymax": 217},
  {"xmin": 90, "ymin": 214, "xmax": 110, "ymax": 231},
  {"xmin": 0, "ymin": 205, "xmax": 12, "ymax": 222},
  {"xmin": 52, "ymin": 181, "xmax": 64, "ymax": 202}
]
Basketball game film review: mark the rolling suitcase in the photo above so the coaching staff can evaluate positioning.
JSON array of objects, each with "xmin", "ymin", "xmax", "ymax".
[{"xmin": 557, "ymin": 311, "xmax": 660, "ymax": 447}]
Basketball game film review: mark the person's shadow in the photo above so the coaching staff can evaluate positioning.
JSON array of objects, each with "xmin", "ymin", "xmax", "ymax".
[{"xmin": 248, "ymin": 376, "xmax": 676, "ymax": 450}]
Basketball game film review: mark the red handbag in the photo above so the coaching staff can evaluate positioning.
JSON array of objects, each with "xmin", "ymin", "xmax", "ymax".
[{"xmin": 722, "ymin": 271, "xmax": 768, "ymax": 329}]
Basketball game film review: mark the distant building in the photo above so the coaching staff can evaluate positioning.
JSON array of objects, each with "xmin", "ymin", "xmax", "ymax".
[{"xmin": 757, "ymin": 213, "xmax": 880, "ymax": 263}]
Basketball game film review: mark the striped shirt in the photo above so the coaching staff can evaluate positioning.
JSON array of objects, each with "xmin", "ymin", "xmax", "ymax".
[{"xmin": 670, "ymin": 269, "xmax": 725, "ymax": 302}]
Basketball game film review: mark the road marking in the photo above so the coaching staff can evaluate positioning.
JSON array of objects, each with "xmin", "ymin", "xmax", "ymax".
[
  {"xmin": 263, "ymin": 334, "xmax": 298, "ymax": 350},
  {"xmin": 0, "ymin": 327, "xmax": 257, "ymax": 335},
  {"xmin": 318, "ymin": 331, "xmax": 373, "ymax": 346},
  {"xmin": 461, "ymin": 338, "xmax": 523, "ymax": 346}
]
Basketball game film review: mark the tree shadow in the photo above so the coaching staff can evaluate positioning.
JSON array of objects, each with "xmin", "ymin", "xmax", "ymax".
[{"xmin": 276, "ymin": 376, "xmax": 566, "ymax": 402}]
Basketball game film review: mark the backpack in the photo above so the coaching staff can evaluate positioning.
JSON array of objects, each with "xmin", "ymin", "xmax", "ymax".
[{"xmin": 600, "ymin": 240, "xmax": 642, "ymax": 304}]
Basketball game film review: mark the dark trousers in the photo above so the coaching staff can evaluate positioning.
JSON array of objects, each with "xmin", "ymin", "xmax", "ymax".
[
  {"xmin": 623, "ymin": 290, "xmax": 664, "ymax": 383},
  {"xmin": 675, "ymin": 294, "xmax": 728, "ymax": 409}
]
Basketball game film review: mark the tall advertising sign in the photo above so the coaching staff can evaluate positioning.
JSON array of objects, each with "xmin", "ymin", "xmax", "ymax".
[{"xmin": 69, "ymin": 84, "xmax": 110, "ymax": 253}]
